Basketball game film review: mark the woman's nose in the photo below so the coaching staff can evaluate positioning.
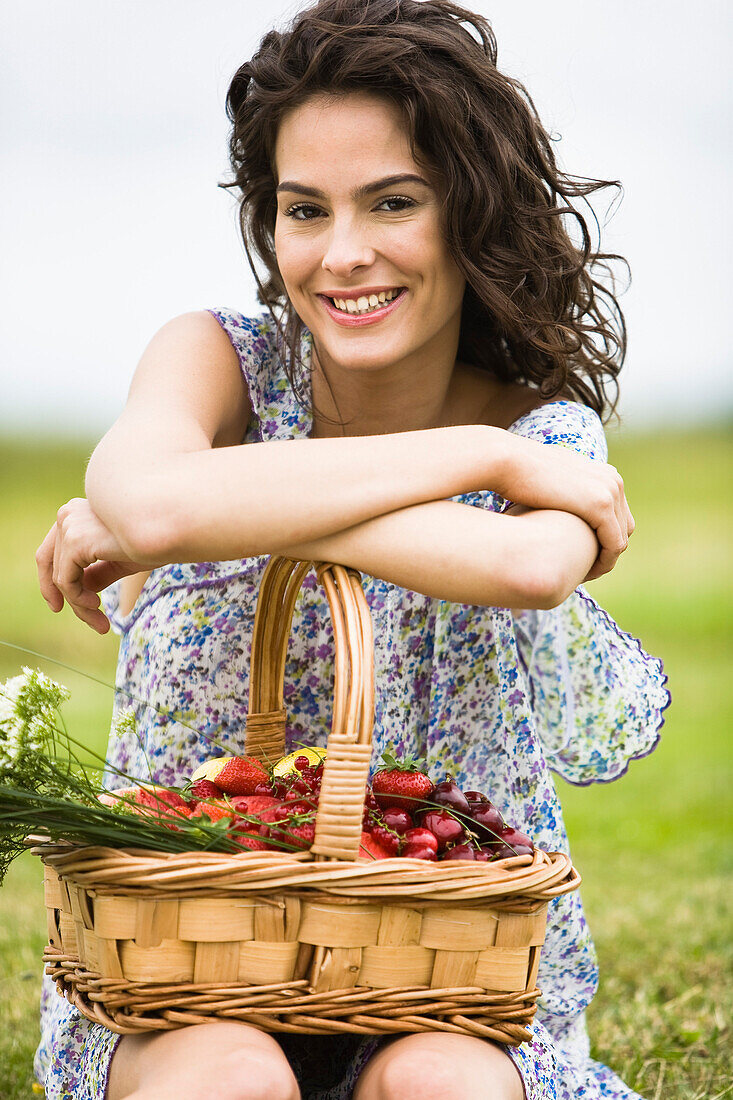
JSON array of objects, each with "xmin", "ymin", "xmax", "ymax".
[{"xmin": 321, "ymin": 219, "xmax": 376, "ymax": 277}]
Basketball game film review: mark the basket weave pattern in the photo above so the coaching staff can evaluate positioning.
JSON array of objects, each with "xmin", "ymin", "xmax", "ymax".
[{"xmin": 38, "ymin": 556, "xmax": 580, "ymax": 1043}]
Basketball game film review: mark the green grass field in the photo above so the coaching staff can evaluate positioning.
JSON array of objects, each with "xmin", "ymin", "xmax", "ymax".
[{"xmin": 0, "ymin": 428, "xmax": 731, "ymax": 1099}]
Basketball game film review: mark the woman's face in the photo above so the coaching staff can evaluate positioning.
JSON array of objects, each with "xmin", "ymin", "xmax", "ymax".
[{"xmin": 273, "ymin": 92, "xmax": 466, "ymax": 375}]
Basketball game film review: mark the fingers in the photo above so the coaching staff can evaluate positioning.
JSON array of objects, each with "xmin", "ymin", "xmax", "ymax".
[
  {"xmin": 36, "ymin": 524, "xmax": 64, "ymax": 612},
  {"xmin": 46, "ymin": 499, "xmax": 115, "ymax": 634}
]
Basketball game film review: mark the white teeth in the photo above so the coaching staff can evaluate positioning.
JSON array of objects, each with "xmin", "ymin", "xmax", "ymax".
[{"xmin": 330, "ymin": 289, "xmax": 402, "ymax": 315}]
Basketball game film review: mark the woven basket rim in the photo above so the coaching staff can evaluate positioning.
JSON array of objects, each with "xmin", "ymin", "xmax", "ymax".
[{"xmin": 31, "ymin": 839, "xmax": 580, "ymax": 903}]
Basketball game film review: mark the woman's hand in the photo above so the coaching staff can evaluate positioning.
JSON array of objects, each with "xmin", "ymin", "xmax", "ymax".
[
  {"xmin": 36, "ymin": 498, "xmax": 148, "ymax": 634},
  {"xmin": 499, "ymin": 435, "xmax": 635, "ymax": 579}
]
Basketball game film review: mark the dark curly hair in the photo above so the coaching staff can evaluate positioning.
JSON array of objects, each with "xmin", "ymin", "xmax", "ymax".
[{"xmin": 223, "ymin": 0, "xmax": 628, "ymax": 422}]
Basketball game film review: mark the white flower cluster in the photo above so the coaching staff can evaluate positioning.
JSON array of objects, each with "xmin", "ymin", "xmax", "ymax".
[
  {"xmin": 111, "ymin": 708, "xmax": 138, "ymax": 740},
  {"xmin": 0, "ymin": 667, "xmax": 70, "ymax": 774}
]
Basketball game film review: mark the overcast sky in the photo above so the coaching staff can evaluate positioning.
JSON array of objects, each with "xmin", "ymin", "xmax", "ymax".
[{"xmin": 1, "ymin": 0, "xmax": 731, "ymax": 436}]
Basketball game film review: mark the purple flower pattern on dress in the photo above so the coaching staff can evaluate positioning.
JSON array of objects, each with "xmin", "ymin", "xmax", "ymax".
[{"xmin": 36, "ymin": 310, "xmax": 669, "ymax": 1099}]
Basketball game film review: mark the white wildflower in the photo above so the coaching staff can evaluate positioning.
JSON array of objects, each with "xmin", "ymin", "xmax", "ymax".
[
  {"xmin": 0, "ymin": 668, "xmax": 70, "ymax": 776},
  {"xmin": 111, "ymin": 709, "xmax": 138, "ymax": 739}
]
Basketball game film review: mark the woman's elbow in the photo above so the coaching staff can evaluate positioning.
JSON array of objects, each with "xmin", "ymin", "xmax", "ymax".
[
  {"xmin": 86, "ymin": 471, "xmax": 180, "ymax": 566},
  {"xmin": 506, "ymin": 563, "xmax": 569, "ymax": 610}
]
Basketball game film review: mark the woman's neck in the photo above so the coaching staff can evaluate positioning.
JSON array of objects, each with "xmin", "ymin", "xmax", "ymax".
[{"xmin": 308, "ymin": 344, "xmax": 473, "ymax": 439}]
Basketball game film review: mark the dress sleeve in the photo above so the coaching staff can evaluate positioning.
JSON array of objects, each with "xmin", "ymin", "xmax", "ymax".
[
  {"xmin": 206, "ymin": 308, "xmax": 281, "ymax": 440},
  {"xmin": 509, "ymin": 401, "xmax": 670, "ymax": 784}
]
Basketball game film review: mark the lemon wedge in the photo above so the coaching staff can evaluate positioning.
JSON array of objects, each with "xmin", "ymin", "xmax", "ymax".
[{"xmin": 273, "ymin": 746, "xmax": 327, "ymax": 777}]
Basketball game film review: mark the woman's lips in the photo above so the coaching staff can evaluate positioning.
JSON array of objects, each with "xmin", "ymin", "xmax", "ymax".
[{"xmin": 318, "ymin": 289, "xmax": 407, "ymax": 327}]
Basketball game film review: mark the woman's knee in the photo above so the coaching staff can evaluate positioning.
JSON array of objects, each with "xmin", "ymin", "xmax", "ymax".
[
  {"xmin": 354, "ymin": 1033, "xmax": 523, "ymax": 1100},
  {"xmin": 109, "ymin": 1022, "xmax": 300, "ymax": 1100}
]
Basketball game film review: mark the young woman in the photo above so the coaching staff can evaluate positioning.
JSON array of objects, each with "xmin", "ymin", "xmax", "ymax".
[{"xmin": 34, "ymin": 1, "xmax": 669, "ymax": 1097}]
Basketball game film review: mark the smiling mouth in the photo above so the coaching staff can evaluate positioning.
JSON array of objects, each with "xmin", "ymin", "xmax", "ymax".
[{"xmin": 326, "ymin": 288, "xmax": 404, "ymax": 315}]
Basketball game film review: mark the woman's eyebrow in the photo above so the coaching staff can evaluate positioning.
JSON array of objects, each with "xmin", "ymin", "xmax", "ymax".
[{"xmin": 275, "ymin": 173, "xmax": 431, "ymax": 198}]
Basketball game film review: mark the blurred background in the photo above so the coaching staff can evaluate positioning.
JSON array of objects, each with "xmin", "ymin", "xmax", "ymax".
[{"xmin": 1, "ymin": 2, "xmax": 731, "ymax": 1097}]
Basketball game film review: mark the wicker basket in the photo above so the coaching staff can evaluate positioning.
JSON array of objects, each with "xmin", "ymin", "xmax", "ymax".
[{"xmin": 36, "ymin": 555, "xmax": 580, "ymax": 1043}]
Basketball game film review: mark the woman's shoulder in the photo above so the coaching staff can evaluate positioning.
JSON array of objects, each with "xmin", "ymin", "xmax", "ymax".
[
  {"xmin": 459, "ymin": 365, "xmax": 608, "ymax": 461},
  {"xmin": 507, "ymin": 398, "xmax": 608, "ymax": 462}
]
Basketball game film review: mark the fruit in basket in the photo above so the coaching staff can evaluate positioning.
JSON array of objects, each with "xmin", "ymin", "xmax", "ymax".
[
  {"xmin": 403, "ymin": 827, "xmax": 438, "ymax": 854},
  {"xmin": 358, "ymin": 829, "xmax": 396, "ymax": 860},
  {"xmin": 366, "ymin": 822, "xmax": 402, "ymax": 855},
  {"xmin": 442, "ymin": 842, "xmax": 478, "ymax": 860},
  {"xmin": 190, "ymin": 800, "xmax": 237, "ymax": 824},
  {"xmin": 464, "ymin": 790, "xmax": 489, "ymax": 805},
  {"xmin": 99, "ymin": 785, "xmax": 190, "ymax": 818},
  {"xmin": 190, "ymin": 778, "xmax": 223, "ymax": 800},
  {"xmin": 381, "ymin": 807, "xmax": 413, "ymax": 835},
  {"xmin": 190, "ymin": 755, "xmax": 269, "ymax": 796},
  {"xmin": 402, "ymin": 843, "xmax": 438, "ymax": 860},
  {"xmin": 470, "ymin": 802, "xmax": 505, "ymax": 843},
  {"xmin": 494, "ymin": 825, "xmax": 534, "ymax": 855},
  {"xmin": 430, "ymin": 779, "xmax": 471, "ymax": 817},
  {"xmin": 273, "ymin": 746, "xmax": 327, "ymax": 777},
  {"xmin": 417, "ymin": 808, "xmax": 465, "ymax": 851},
  {"xmin": 372, "ymin": 751, "xmax": 434, "ymax": 813}
]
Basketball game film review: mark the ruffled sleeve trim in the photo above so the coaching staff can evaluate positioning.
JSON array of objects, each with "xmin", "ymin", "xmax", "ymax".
[
  {"xmin": 514, "ymin": 586, "xmax": 670, "ymax": 786},
  {"xmin": 503, "ymin": 400, "xmax": 670, "ymax": 784}
]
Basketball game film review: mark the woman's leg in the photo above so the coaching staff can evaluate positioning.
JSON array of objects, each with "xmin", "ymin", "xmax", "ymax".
[
  {"xmin": 353, "ymin": 1032, "xmax": 525, "ymax": 1100},
  {"xmin": 107, "ymin": 1021, "xmax": 301, "ymax": 1100}
]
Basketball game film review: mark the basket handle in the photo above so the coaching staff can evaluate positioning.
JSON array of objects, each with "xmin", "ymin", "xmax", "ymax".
[{"xmin": 245, "ymin": 555, "xmax": 374, "ymax": 862}]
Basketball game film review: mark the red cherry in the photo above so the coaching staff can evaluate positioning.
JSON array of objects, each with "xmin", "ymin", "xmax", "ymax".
[
  {"xmin": 382, "ymin": 808, "xmax": 413, "ymax": 835},
  {"xmin": 441, "ymin": 842, "xmax": 476, "ymax": 860},
  {"xmin": 498, "ymin": 825, "xmax": 534, "ymax": 851},
  {"xmin": 474, "ymin": 849, "xmax": 492, "ymax": 861},
  {"xmin": 293, "ymin": 755, "xmax": 311, "ymax": 772},
  {"xmin": 492, "ymin": 842, "xmax": 533, "ymax": 859},
  {"xmin": 464, "ymin": 790, "xmax": 489, "ymax": 804},
  {"xmin": 403, "ymin": 827, "xmax": 439, "ymax": 854},
  {"xmin": 402, "ymin": 844, "xmax": 437, "ymax": 861},
  {"xmin": 253, "ymin": 781, "xmax": 275, "ymax": 797},
  {"xmin": 419, "ymin": 809, "xmax": 465, "ymax": 851},
  {"xmin": 430, "ymin": 780, "xmax": 471, "ymax": 817},
  {"xmin": 471, "ymin": 803, "xmax": 505, "ymax": 843},
  {"xmin": 368, "ymin": 824, "xmax": 402, "ymax": 855}
]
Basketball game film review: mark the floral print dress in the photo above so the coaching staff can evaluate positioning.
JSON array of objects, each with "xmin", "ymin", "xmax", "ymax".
[{"xmin": 36, "ymin": 310, "xmax": 670, "ymax": 1100}]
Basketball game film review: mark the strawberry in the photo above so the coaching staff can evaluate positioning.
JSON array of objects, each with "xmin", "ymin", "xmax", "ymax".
[
  {"xmin": 358, "ymin": 829, "xmax": 396, "ymax": 860},
  {"xmin": 190, "ymin": 778, "xmax": 223, "ymax": 800},
  {"xmin": 190, "ymin": 755, "xmax": 270, "ymax": 796},
  {"xmin": 372, "ymin": 751, "xmax": 434, "ymax": 813},
  {"xmin": 280, "ymin": 820, "xmax": 316, "ymax": 851},
  {"xmin": 233, "ymin": 833, "xmax": 273, "ymax": 852}
]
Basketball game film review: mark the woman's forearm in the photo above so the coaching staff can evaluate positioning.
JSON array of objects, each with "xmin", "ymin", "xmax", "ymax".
[
  {"xmin": 86, "ymin": 424, "xmax": 511, "ymax": 565},
  {"xmin": 273, "ymin": 499, "xmax": 599, "ymax": 609}
]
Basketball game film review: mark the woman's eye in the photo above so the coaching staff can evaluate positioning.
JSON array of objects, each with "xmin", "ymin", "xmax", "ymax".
[
  {"xmin": 376, "ymin": 195, "xmax": 416, "ymax": 213},
  {"xmin": 284, "ymin": 203, "xmax": 323, "ymax": 221}
]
